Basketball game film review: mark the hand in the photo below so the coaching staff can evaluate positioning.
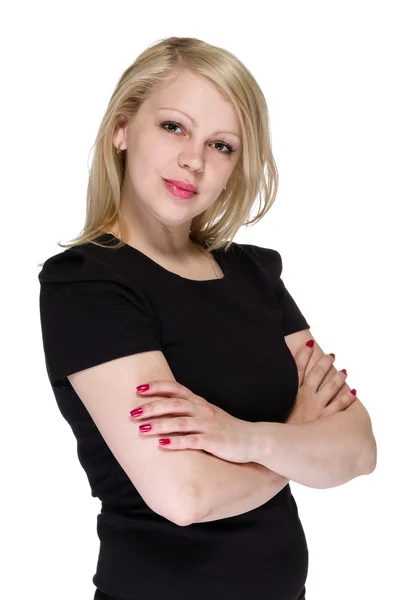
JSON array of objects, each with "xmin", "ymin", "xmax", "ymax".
[
  {"xmin": 286, "ymin": 342, "xmax": 357, "ymax": 425},
  {"xmin": 130, "ymin": 380, "xmax": 258, "ymax": 464}
]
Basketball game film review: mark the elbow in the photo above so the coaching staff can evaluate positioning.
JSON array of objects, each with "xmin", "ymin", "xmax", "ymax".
[
  {"xmin": 157, "ymin": 482, "xmax": 200, "ymax": 527},
  {"xmin": 362, "ymin": 432, "xmax": 378, "ymax": 476},
  {"xmin": 363, "ymin": 448, "xmax": 377, "ymax": 476},
  {"xmin": 167, "ymin": 504, "xmax": 195, "ymax": 528},
  {"xmin": 359, "ymin": 434, "xmax": 378, "ymax": 475},
  {"xmin": 364, "ymin": 460, "xmax": 377, "ymax": 476},
  {"xmin": 175, "ymin": 481, "xmax": 207, "ymax": 526}
]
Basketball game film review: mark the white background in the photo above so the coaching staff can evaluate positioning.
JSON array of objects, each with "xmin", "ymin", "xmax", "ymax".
[{"xmin": 2, "ymin": 1, "xmax": 398, "ymax": 598}]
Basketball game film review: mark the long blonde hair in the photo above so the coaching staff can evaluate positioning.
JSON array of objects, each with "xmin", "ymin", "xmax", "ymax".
[{"xmin": 38, "ymin": 36, "xmax": 278, "ymax": 267}]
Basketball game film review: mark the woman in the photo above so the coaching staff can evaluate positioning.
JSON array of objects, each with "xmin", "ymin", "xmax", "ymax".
[{"xmin": 38, "ymin": 36, "xmax": 376, "ymax": 600}]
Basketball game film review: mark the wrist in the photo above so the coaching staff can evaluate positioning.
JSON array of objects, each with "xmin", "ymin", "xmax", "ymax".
[{"xmin": 251, "ymin": 421, "xmax": 277, "ymax": 465}]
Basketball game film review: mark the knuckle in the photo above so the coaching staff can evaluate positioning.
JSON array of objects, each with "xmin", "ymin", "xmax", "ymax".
[
  {"xmin": 302, "ymin": 378, "xmax": 314, "ymax": 390},
  {"xmin": 187, "ymin": 434, "xmax": 198, "ymax": 445},
  {"xmin": 171, "ymin": 398, "xmax": 184, "ymax": 410},
  {"xmin": 337, "ymin": 395, "xmax": 348, "ymax": 408},
  {"xmin": 171, "ymin": 382, "xmax": 182, "ymax": 393},
  {"xmin": 314, "ymin": 364, "xmax": 326, "ymax": 376},
  {"xmin": 328, "ymin": 378, "xmax": 338, "ymax": 391},
  {"xmin": 203, "ymin": 404, "xmax": 216, "ymax": 417},
  {"xmin": 145, "ymin": 402, "xmax": 155, "ymax": 414},
  {"xmin": 176, "ymin": 416, "xmax": 187, "ymax": 429}
]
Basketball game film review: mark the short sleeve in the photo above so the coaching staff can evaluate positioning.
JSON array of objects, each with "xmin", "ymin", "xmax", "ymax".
[
  {"xmin": 266, "ymin": 248, "xmax": 310, "ymax": 335},
  {"xmin": 242, "ymin": 244, "xmax": 311, "ymax": 336},
  {"xmin": 38, "ymin": 248, "xmax": 162, "ymax": 389}
]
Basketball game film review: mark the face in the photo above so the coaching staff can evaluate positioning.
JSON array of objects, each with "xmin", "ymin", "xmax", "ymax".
[{"xmin": 113, "ymin": 69, "xmax": 242, "ymax": 244}]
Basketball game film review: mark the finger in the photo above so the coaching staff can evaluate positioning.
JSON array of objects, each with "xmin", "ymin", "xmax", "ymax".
[
  {"xmin": 322, "ymin": 388, "xmax": 357, "ymax": 417},
  {"xmin": 136, "ymin": 380, "xmax": 192, "ymax": 399},
  {"xmin": 138, "ymin": 416, "xmax": 201, "ymax": 435},
  {"xmin": 130, "ymin": 397, "xmax": 193, "ymax": 419},
  {"xmin": 295, "ymin": 340, "xmax": 317, "ymax": 388},
  {"xmin": 303, "ymin": 354, "xmax": 336, "ymax": 391},
  {"xmin": 157, "ymin": 433, "xmax": 204, "ymax": 451},
  {"xmin": 294, "ymin": 341, "xmax": 314, "ymax": 388},
  {"xmin": 317, "ymin": 370, "xmax": 348, "ymax": 404}
]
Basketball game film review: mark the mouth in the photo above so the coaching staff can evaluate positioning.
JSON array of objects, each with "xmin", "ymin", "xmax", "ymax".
[
  {"xmin": 164, "ymin": 179, "xmax": 198, "ymax": 193},
  {"xmin": 163, "ymin": 179, "xmax": 197, "ymax": 200}
]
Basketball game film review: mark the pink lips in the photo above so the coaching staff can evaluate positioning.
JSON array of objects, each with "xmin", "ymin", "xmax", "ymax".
[
  {"xmin": 165, "ymin": 179, "xmax": 198, "ymax": 193},
  {"xmin": 163, "ymin": 179, "xmax": 197, "ymax": 200}
]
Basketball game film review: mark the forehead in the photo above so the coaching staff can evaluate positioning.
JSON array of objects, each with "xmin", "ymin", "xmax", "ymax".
[{"xmin": 145, "ymin": 70, "xmax": 240, "ymax": 130}]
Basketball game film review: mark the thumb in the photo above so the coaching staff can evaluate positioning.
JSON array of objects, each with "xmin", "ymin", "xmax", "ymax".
[{"xmin": 295, "ymin": 340, "xmax": 315, "ymax": 388}]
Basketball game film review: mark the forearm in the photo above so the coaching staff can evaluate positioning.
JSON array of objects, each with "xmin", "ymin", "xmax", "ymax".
[
  {"xmin": 190, "ymin": 453, "xmax": 289, "ymax": 524},
  {"xmin": 253, "ymin": 409, "xmax": 376, "ymax": 489}
]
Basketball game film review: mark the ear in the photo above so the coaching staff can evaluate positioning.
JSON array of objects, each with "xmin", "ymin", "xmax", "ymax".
[{"xmin": 113, "ymin": 116, "xmax": 129, "ymax": 151}]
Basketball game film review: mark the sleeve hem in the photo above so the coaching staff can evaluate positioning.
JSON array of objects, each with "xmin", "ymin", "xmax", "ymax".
[
  {"xmin": 49, "ymin": 343, "xmax": 163, "ymax": 389},
  {"xmin": 281, "ymin": 322, "xmax": 311, "ymax": 336}
]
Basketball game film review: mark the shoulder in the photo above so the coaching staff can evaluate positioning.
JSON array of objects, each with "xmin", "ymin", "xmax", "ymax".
[
  {"xmin": 38, "ymin": 240, "xmax": 126, "ymax": 285},
  {"xmin": 230, "ymin": 242, "xmax": 283, "ymax": 282},
  {"xmin": 38, "ymin": 246, "xmax": 86, "ymax": 283},
  {"xmin": 38, "ymin": 241, "xmax": 155, "ymax": 317}
]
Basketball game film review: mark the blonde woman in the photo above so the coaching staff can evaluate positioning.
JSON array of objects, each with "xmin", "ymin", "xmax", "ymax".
[{"xmin": 38, "ymin": 36, "xmax": 376, "ymax": 600}]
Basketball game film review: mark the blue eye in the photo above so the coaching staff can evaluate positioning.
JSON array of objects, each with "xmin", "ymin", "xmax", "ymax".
[{"xmin": 159, "ymin": 120, "xmax": 235, "ymax": 154}]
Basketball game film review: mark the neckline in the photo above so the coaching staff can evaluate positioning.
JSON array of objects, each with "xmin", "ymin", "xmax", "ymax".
[{"xmin": 95, "ymin": 233, "xmax": 229, "ymax": 284}]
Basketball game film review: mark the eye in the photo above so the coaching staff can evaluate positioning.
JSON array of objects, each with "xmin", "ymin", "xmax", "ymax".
[
  {"xmin": 159, "ymin": 120, "xmax": 235, "ymax": 154},
  {"xmin": 160, "ymin": 121, "xmax": 183, "ymax": 134}
]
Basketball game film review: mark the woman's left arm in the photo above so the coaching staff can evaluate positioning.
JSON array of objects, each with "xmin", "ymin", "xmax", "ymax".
[
  {"xmin": 251, "ymin": 329, "xmax": 377, "ymax": 488},
  {"xmin": 252, "ymin": 402, "xmax": 377, "ymax": 489}
]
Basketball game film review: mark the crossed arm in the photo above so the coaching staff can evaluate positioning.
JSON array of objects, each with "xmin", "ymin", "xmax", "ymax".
[{"xmin": 191, "ymin": 330, "xmax": 377, "ymax": 525}]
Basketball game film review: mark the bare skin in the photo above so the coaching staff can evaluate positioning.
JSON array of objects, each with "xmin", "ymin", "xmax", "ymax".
[
  {"xmin": 104, "ymin": 225, "xmax": 224, "ymax": 280},
  {"xmin": 109, "ymin": 68, "xmax": 242, "ymax": 279}
]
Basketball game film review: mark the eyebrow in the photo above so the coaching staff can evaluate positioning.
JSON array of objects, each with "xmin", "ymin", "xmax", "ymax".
[{"xmin": 158, "ymin": 107, "xmax": 241, "ymax": 141}]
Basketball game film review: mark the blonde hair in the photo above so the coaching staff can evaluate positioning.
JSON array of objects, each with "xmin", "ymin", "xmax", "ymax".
[{"xmin": 38, "ymin": 36, "xmax": 278, "ymax": 268}]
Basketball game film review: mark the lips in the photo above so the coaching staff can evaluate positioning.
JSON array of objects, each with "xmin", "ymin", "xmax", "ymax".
[
  {"xmin": 163, "ymin": 180, "xmax": 196, "ymax": 200},
  {"xmin": 165, "ymin": 179, "xmax": 198, "ymax": 193}
]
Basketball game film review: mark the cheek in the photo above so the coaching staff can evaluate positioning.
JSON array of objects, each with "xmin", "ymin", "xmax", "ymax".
[{"xmin": 127, "ymin": 137, "xmax": 166, "ymax": 181}]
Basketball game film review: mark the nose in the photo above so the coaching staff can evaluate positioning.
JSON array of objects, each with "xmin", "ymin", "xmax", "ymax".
[{"xmin": 178, "ymin": 151, "xmax": 204, "ymax": 173}]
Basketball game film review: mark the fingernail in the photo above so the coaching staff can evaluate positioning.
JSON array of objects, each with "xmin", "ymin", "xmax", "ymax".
[
  {"xmin": 130, "ymin": 407, "xmax": 143, "ymax": 417},
  {"xmin": 350, "ymin": 389, "xmax": 357, "ymax": 395},
  {"xmin": 329, "ymin": 353, "xmax": 335, "ymax": 359},
  {"xmin": 139, "ymin": 424, "xmax": 152, "ymax": 432},
  {"xmin": 159, "ymin": 438, "xmax": 171, "ymax": 445},
  {"xmin": 341, "ymin": 369, "xmax": 347, "ymax": 375},
  {"xmin": 306, "ymin": 340, "xmax": 314, "ymax": 348},
  {"xmin": 137, "ymin": 384, "xmax": 150, "ymax": 392}
]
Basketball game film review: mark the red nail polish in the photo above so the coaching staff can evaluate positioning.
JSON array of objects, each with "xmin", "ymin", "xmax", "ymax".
[
  {"xmin": 329, "ymin": 353, "xmax": 335, "ymax": 358},
  {"xmin": 130, "ymin": 407, "xmax": 143, "ymax": 417},
  {"xmin": 350, "ymin": 389, "xmax": 357, "ymax": 396},
  {"xmin": 159, "ymin": 438, "xmax": 171, "ymax": 445},
  {"xmin": 341, "ymin": 369, "xmax": 347, "ymax": 375},
  {"xmin": 139, "ymin": 424, "xmax": 152, "ymax": 432},
  {"xmin": 137, "ymin": 384, "xmax": 150, "ymax": 392},
  {"xmin": 306, "ymin": 340, "xmax": 314, "ymax": 348}
]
